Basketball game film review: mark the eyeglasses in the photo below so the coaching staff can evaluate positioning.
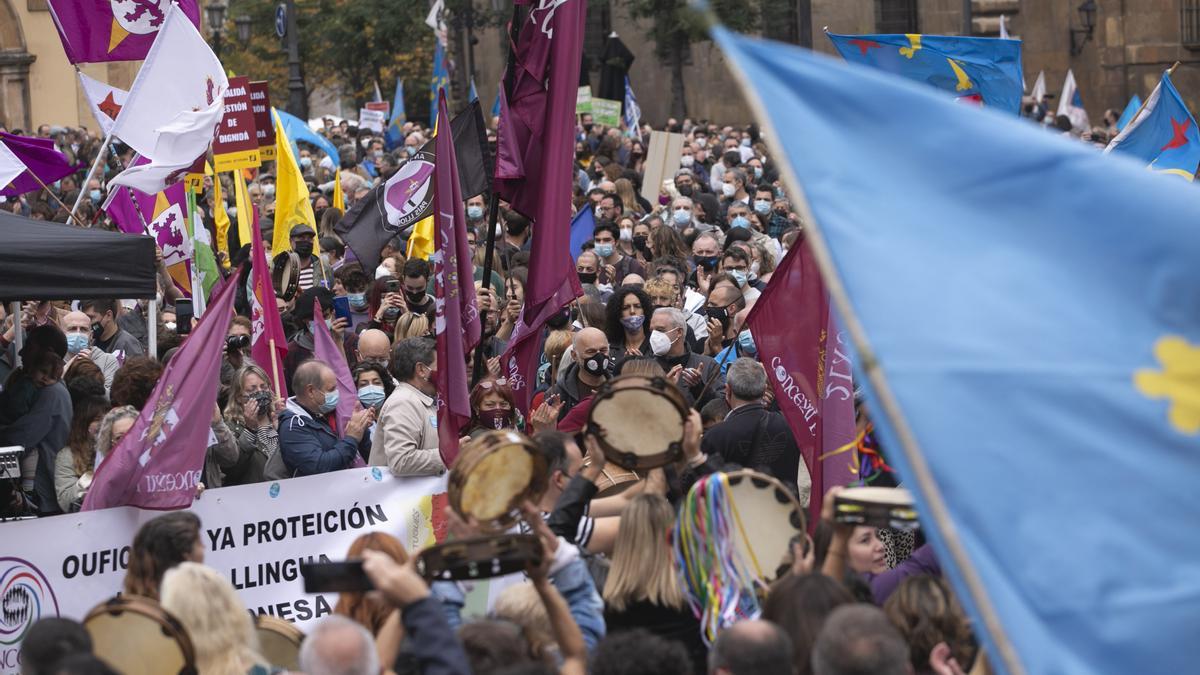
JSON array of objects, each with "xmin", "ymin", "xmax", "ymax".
[{"xmin": 477, "ymin": 378, "xmax": 509, "ymax": 389}]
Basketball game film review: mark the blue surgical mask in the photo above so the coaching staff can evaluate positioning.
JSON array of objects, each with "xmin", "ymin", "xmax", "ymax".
[
  {"xmin": 595, "ymin": 243, "xmax": 614, "ymax": 258},
  {"xmin": 357, "ymin": 384, "xmax": 386, "ymax": 408},
  {"xmin": 300, "ymin": 157, "xmax": 313, "ymax": 169},
  {"xmin": 753, "ymin": 167, "xmax": 763, "ymax": 179},
  {"xmin": 467, "ymin": 205, "xmax": 484, "ymax": 220},
  {"xmin": 741, "ymin": 138, "xmax": 751, "ymax": 147},
  {"xmin": 753, "ymin": 200, "xmax": 771, "ymax": 215},
  {"xmin": 730, "ymin": 269, "xmax": 748, "ymax": 287},
  {"xmin": 310, "ymin": 318, "xmax": 333, "ymax": 333},
  {"xmin": 738, "ymin": 329, "xmax": 757, "ymax": 356},
  {"xmin": 88, "ymin": 189, "xmax": 102, "ymax": 203},
  {"xmin": 320, "ymin": 389, "xmax": 339, "ymax": 414},
  {"xmin": 66, "ymin": 333, "xmax": 88, "ymax": 354},
  {"xmin": 620, "ymin": 315, "xmax": 645, "ymax": 331},
  {"xmin": 672, "ymin": 209, "xmax": 691, "ymax": 225},
  {"xmin": 348, "ymin": 292, "xmax": 367, "ymax": 309},
  {"xmin": 731, "ymin": 215, "xmax": 750, "ymax": 229}
]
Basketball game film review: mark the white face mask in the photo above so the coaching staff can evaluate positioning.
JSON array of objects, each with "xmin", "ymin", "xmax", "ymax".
[
  {"xmin": 680, "ymin": 155, "xmax": 695, "ymax": 168},
  {"xmin": 722, "ymin": 183, "xmax": 736, "ymax": 197},
  {"xmin": 649, "ymin": 329, "xmax": 675, "ymax": 356}
]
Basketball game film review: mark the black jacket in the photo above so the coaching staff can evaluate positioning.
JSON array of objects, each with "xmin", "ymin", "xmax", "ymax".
[
  {"xmin": 656, "ymin": 348, "xmax": 726, "ymax": 410},
  {"xmin": 700, "ymin": 402, "xmax": 804, "ymax": 499},
  {"xmin": 546, "ymin": 360, "xmax": 609, "ymax": 422}
]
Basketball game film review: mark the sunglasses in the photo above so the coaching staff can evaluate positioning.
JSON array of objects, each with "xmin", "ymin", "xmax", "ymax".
[{"xmin": 477, "ymin": 378, "xmax": 509, "ymax": 389}]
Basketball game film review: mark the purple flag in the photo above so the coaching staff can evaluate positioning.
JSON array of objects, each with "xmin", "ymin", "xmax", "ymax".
[
  {"xmin": 105, "ymin": 181, "xmax": 192, "ymax": 270},
  {"xmin": 496, "ymin": 0, "xmax": 587, "ymax": 413},
  {"xmin": 433, "ymin": 90, "xmax": 482, "ymax": 467},
  {"xmin": 47, "ymin": 0, "xmax": 202, "ymax": 64},
  {"xmin": 0, "ymin": 133, "xmax": 77, "ymax": 197},
  {"xmin": 311, "ymin": 298, "xmax": 364, "ymax": 467},
  {"xmin": 82, "ymin": 266, "xmax": 238, "ymax": 511},
  {"xmin": 746, "ymin": 241, "xmax": 856, "ymax": 525}
]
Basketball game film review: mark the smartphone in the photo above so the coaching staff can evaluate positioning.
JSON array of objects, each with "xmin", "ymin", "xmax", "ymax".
[
  {"xmin": 332, "ymin": 296, "xmax": 351, "ymax": 324},
  {"xmin": 175, "ymin": 299, "xmax": 193, "ymax": 336},
  {"xmin": 385, "ymin": 279, "xmax": 401, "ymax": 294},
  {"xmin": 300, "ymin": 560, "xmax": 373, "ymax": 593}
]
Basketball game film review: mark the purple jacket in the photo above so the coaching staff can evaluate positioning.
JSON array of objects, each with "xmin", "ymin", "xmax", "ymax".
[{"xmin": 864, "ymin": 544, "xmax": 941, "ymax": 605}]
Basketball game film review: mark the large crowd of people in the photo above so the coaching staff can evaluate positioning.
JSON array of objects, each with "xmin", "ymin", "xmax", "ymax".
[{"xmin": 0, "ymin": 95, "xmax": 1111, "ymax": 673}]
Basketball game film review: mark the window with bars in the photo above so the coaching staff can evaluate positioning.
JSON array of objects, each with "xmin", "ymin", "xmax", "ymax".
[
  {"xmin": 1183, "ymin": 0, "xmax": 1200, "ymax": 48},
  {"xmin": 876, "ymin": 0, "xmax": 920, "ymax": 34}
]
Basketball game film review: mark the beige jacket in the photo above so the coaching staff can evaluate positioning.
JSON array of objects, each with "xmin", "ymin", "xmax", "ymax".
[{"xmin": 368, "ymin": 382, "xmax": 443, "ymax": 477}]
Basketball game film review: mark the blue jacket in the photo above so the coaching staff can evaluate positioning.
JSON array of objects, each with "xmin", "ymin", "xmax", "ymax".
[{"xmin": 277, "ymin": 398, "xmax": 368, "ymax": 476}]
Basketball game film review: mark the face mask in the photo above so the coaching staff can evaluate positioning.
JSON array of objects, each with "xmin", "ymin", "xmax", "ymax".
[
  {"xmin": 632, "ymin": 234, "xmax": 648, "ymax": 251},
  {"xmin": 594, "ymin": 206, "xmax": 604, "ymax": 220},
  {"xmin": 228, "ymin": 205, "xmax": 238, "ymax": 217},
  {"xmin": 91, "ymin": 322, "xmax": 104, "ymax": 342},
  {"xmin": 319, "ymin": 389, "xmax": 339, "ymax": 414},
  {"xmin": 730, "ymin": 269, "xmax": 748, "ymax": 287},
  {"xmin": 680, "ymin": 155, "xmax": 695, "ymax": 168},
  {"xmin": 753, "ymin": 199, "xmax": 771, "ymax": 215},
  {"xmin": 66, "ymin": 333, "xmax": 88, "ymax": 354},
  {"xmin": 693, "ymin": 255, "xmax": 718, "ymax": 270},
  {"xmin": 309, "ymin": 318, "xmax": 333, "ymax": 333},
  {"xmin": 262, "ymin": 184, "xmax": 275, "ymax": 197},
  {"xmin": 594, "ymin": 243, "xmax": 614, "ymax": 258},
  {"xmin": 619, "ymin": 227, "xmax": 632, "ymax": 242},
  {"xmin": 478, "ymin": 408, "xmax": 514, "ymax": 430},
  {"xmin": 738, "ymin": 330, "xmax": 757, "ymax": 356},
  {"xmin": 731, "ymin": 215, "xmax": 750, "ymax": 229},
  {"xmin": 300, "ymin": 157, "xmax": 313, "ymax": 169},
  {"xmin": 750, "ymin": 261, "xmax": 761, "ymax": 279},
  {"xmin": 581, "ymin": 353, "xmax": 611, "ymax": 377},
  {"xmin": 294, "ymin": 241, "xmax": 314, "ymax": 258},
  {"xmin": 88, "ymin": 189, "xmax": 102, "ymax": 203},
  {"xmin": 741, "ymin": 138, "xmax": 752, "ymax": 147},
  {"xmin": 406, "ymin": 290, "xmax": 427, "ymax": 306},
  {"xmin": 706, "ymin": 306, "xmax": 730, "ymax": 329},
  {"xmin": 620, "ymin": 315, "xmax": 645, "ymax": 331},
  {"xmin": 357, "ymin": 384, "xmax": 386, "ymax": 408},
  {"xmin": 672, "ymin": 209, "xmax": 691, "ymax": 226},
  {"xmin": 164, "ymin": 321, "xmax": 177, "ymax": 332},
  {"xmin": 676, "ymin": 184, "xmax": 694, "ymax": 197},
  {"xmin": 658, "ymin": 194, "xmax": 670, "ymax": 206},
  {"xmin": 722, "ymin": 183, "xmax": 736, "ymax": 198},
  {"xmin": 577, "ymin": 271, "xmax": 597, "ymax": 285},
  {"xmin": 505, "ymin": 221, "xmax": 528, "ymax": 236},
  {"xmin": 649, "ymin": 329, "xmax": 675, "ymax": 356},
  {"xmin": 753, "ymin": 167, "xmax": 763, "ymax": 179},
  {"xmin": 348, "ymin": 292, "xmax": 367, "ymax": 309},
  {"xmin": 467, "ymin": 205, "xmax": 485, "ymax": 220}
]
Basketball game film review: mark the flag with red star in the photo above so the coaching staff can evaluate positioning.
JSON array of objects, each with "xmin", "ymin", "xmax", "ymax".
[
  {"xmin": 1106, "ymin": 71, "xmax": 1200, "ymax": 181},
  {"xmin": 77, "ymin": 71, "xmax": 128, "ymax": 135},
  {"xmin": 48, "ymin": 0, "xmax": 201, "ymax": 64}
]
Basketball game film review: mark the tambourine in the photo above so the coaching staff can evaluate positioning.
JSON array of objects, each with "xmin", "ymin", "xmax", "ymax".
[
  {"xmin": 722, "ymin": 470, "xmax": 807, "ymax": 584},
  {"xmin": 582, "ymin": 454, "xmax": 641, "ymax": 497},
  {"xmin": 415, "ymin": 534, "xmax": 543, "ymax": 581},
  {"xmin": 83, "ymin": 595, "xmax": 197, "ymax": 675},
  {"xmin": 833, "ymin": 486, "xmax": 919, "ymax": 531},
  {"xmin": 449, "ymin": 430, "xmax": 547, "ymax": 532},
  {"xmin": 271, "ymin": 251, "xmax": 301, "ymax": 301},
  {"xmin": 254, "ymin": 615, "xmax": 305, "ymax": 671},
  {"xmin": 587, "ymin": 374, "xmax": 688, "ymax": 470}
]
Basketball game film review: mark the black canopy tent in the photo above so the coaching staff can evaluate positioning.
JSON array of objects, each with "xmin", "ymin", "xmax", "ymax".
[{"xmin": 0, "ymin": 210, "xmax": 157, "ymax": 302}]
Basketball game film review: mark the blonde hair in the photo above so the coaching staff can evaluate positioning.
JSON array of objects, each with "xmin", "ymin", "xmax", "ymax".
[
  {"xmin": 160, "ymin": 562, "xmax": 266, "ymax": 675},
  {"xmin": 602, "ymin": 494, "xmax": 684, "ymax": 612},
  {"xmin": 223, "ymin": 363, "xmax": 272, "ymax": 425},
  {"xmin": 542, "ymin": 330, "xmax": 573, "ymax": 385},
  {"xmin": 492, "ymin": 582, "xmax": 556, "ymax": 664},
  {"xmin": 394, "ymin": 311, "xmax": 431, "ymax": 341}
]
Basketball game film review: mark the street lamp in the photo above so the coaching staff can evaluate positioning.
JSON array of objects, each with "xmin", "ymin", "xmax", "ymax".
[
  {"xmin": 236, "ymin": 15, "xmax": 253, "ymax": 45},
  {"xmin": 205, "ymin": 0, "xmax": 228, "ymax": 61},
  {"xmin": 1069, "ymin": 0, "xmax": 1098, "ymax": 56}
]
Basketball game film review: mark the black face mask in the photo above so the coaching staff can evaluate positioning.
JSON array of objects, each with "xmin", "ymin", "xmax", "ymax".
[
  {"xmin": 632, "ymin": 235, "xmax": 649, "ymax": 251},
  {"xmin": 91, "ymin": 322, "xmax": 104, "ymax": 343},
  {"xmin": 577, "ymin": 271, "xmax": 597, "ymax": 285},
  {"xmin": 581, "ymin": 353, "xmax": 611, "ymax": 377},
  {"xmin": 405, "ymin": 290, "xmax": 428, "ymax": 308},
  {"xmin": 693, "ymin": 255, "xmax": 719, "ymax": 271},
  {"xmin": 545, "ymin": 308, "xmax": 571, "ymax": 330},
  {"xmin": 705, "ymin": 306, "xmax": 730, "ymax": 331},
  {"xmin": 506, "ymin": 222, "xmax": 528, "ymax": 236},
  {"xmin": 313, "ymin": 208, "xmax": 327, "ymax": 225},
  {"xmin": 676, "ymin": 184, "xmax": 694, "ymax": 197},
  {"xmin": 294, "ymin": 241, "xmax": 314, "ymax": 258}
]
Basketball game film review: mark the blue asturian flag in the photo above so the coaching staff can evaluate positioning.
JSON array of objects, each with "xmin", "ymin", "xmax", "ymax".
[
  {"xmin": 714, "ymin": 26, "xmax": 1200, "ymax": 675},
  {"xmin": 430, "ymin": 39, "xmax": 449, "ymax": 126},
  {"xmin": 385, "ymin": 78, "xmax": 407, "ymax": 150},
  {"xmin": 568, "ymin": 202, "xmax": 595, "ymax": 261},
  {"xmin": 827, "ymin": 31, "xmax": 1024, "ymax": 113},
  {"xmin": 1106, "ymin": 72, "xmax": 1200, "ymax": 181},
  {"xmin": 1115, "ymin": 93, "xmax": 1141, "ymax": 131}
]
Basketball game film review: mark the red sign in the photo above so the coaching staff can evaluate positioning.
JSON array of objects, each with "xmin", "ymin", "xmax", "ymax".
[
  {"xmin": 366, "ymin": 100, "xmax": 390, "ymax": 116},
  {"xmin": 213, "ymin": 76, "xmax": 261, "ymax": 172},
  {"xmin": 248, "ymin": 80, "xmax": 277, "ymax": 160}
]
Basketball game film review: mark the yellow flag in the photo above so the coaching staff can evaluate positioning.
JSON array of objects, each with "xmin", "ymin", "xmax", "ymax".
[
  {"xmin": 406, "ymin": 216, "xmax": 435, "ymax": 260},
  {"xmin": 332, "ymin": 168, "xmax": 346, "ymax": 212},
  {"xmin": 271, "ymin": 110, "xmax": 316, "ymax": 258},
  {"xmin": 212, "ymin": 175, "xmax": 231, "ymax": 266},
  {"xmin": 233, "ymin": 171, "xmax": 254, "ymax": 248}
]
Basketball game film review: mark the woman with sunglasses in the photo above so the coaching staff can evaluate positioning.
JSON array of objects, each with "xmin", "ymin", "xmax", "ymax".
[{"xmin": 466, "ymin": 377, "xmax": 523, "ymax": 438}]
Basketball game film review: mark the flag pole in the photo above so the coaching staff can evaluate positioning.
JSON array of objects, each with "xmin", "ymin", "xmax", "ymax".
[
  {"xmin": 712, "ymin": 21, "xmax": 1025, "ymax": 675},
  {"xmin": 29, "ymin": 173, "xmax": 85, "ymax": 227},
  {"xmin": 1122, "ymin": 61, "xmax": 1180, "ymax": 128},
  {"xmin": 268, "ymin": 338, "xmax": 282, "ymax": 395},
  {"xmin": 472, "ymin": 2, "xmax": 525, "ymax": 384},
  {"xmin": 69, "ymin": 128, "xmax": 115, "ymax": 226}
]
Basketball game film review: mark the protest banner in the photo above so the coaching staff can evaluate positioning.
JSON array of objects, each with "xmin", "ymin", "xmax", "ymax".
[
  {"xmin": 359, "ymin": 108, "xmax": 386, "ymax": 133},
  {"xmin": 212, "ymin": 76, "xmax": 261, "ymax": 172},
  {"xmin": 591, "ymin": 98, "xmax": 622, "ymax": 127},
  {"xmin": 576, "ymin": 85, "xmax": 592, "ymax": 115},
  {"xmin": 640, "ymin": 130, "xmax": 685, "ymax": 205},
  {"xmin": 0, "ymin": 468, "xmax": 447, "ymax": 672},
  {"xmin": 249, "ymin": 80, "xmax": 277, "ymax": 160},
  {"xmin": 366, "ymin": 100, "xmax": 390, "ymax": 117}
]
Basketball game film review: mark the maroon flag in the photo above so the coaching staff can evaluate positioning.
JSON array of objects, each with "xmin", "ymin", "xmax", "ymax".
[
  {"xmin": 0, "ymin": 133, "xmax": 77, "ymax": 197},
  {"xmin": 311, "ymin": 298, "xmax": 366, "ymax": 468},
  {"xmin": 82, "ymin": 268, "xmax": 238, "ymax": 511},
  {"xmin": 250, "ymin": 226, "xmax": 289, "ymax": 397},
  {"xmin": 433, "ymin": 90, "xmax": 482, "ymax": 466},
  {"xmin": 496, "ymin": 0, "xmax": 587, "ymax": 412},
  {"xmin": 745, "ymin": 241, "xmax": 856, "ymax": 524},
  {"xmin": 47, "ymin": 0, "xmax": 202, "ymax": 64}
]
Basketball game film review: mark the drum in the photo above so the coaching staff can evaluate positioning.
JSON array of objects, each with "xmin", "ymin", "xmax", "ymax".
[
  {"xmin": 255, "ymin": 615, "xmax": 305, "ymax": 671},
  {"xmin": 833, "ymin": 486, "xmax": 919, "ymax": 530},
  {"xmin": 722, "ymin": 470, "xmax": 807, "ymax": 584},
  {"xmin": 415, "ymin": 534, "xmax": 543, "ymax": 581},
  {"xmin": 83, "ymin": 595, "xmax": 196, "ymax": 675},
  {"xmin": 449, "ymin": 430, "xmax": 547, "ymax": 533},
  {"xmin": 587, "ymin": 375, "xmax": 688, "ymax": 470},
  {"xmin": 581, "ymin": 454, "xmax": 641, "ymax": 497},
  {"xmin": 271, "ymin": 251, "xmax": 301, "ymax": 301}
]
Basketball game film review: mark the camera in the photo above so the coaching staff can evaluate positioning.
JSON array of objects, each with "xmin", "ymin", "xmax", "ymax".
[
  {"xmin": 249, "ymin": 390, "xmax": 273, "ymax": 418},
  {"xmin": 226, "ymin": 334, "xmax": 251, "ymax": 353}
]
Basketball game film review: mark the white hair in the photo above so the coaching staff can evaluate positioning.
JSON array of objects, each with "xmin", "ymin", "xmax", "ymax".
[
  {"xmin": 653, "ymin": 307, "xmax": 687, "ymax": 334},
  {"xmin": 298, "ymin": 615, "xmax": 380, "ymax": 675}
]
